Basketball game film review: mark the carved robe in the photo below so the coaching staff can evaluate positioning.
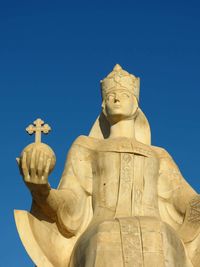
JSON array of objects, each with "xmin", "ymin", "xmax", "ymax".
[{"xmin": 57, "ymin": 136, "xmax": 196, "ymax": 267}]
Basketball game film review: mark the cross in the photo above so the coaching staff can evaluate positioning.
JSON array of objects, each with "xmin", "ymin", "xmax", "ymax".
[{"xmin": 26, "ymin": 118, "xmax": 51, "ymax": 143}]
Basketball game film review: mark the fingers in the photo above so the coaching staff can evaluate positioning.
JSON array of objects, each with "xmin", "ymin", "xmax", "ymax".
[
  {"xmin": 30, "ymin": 148, "xmax": 36, "ymax": 178},
  {"xmin": 43, "ymin": 153, "xmax": 47, "ymax": 171},
  {"xmin": 19, "ymin": 148, "xmax": 52, "ymax": 184},
  {"xmin": 37, "ymin": 152, "xmax": 44, "ymax": 178},
  {"xmin": 21, "ymin": 152, "xmax": 30, "ymax": 181},
  {"xmin": 43, "ymin": 158, "xmax": 51, "ymax": 182},
  {"xmin": 35, "ymin": 151, "xmax": 50, "ymax": 183}
]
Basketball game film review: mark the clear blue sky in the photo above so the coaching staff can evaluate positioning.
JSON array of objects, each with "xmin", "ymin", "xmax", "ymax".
[{"xmin": 1, "ymin": 0, "xmax": 200, "ymax": 266}]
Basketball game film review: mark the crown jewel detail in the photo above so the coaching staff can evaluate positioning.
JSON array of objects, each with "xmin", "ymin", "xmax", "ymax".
[{"xmin": 101, "ymin": 64, "xmax": 140, "ymax": 101}]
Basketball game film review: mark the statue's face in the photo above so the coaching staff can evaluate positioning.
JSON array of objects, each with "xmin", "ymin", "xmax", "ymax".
[{"xmin": 104, "ymin": 89, "xmax": 138, "ymax": 122}]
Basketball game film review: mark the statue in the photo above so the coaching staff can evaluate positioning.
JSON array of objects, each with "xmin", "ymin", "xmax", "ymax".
[{"xmin": 15, "ymin": 64, "xmax": 200, "ymax": 267}]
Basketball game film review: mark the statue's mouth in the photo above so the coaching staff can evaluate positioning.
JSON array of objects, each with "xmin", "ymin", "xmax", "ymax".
[{"xmin": 113, "ymin": 104, "xmax": 121, "ymax": 108}]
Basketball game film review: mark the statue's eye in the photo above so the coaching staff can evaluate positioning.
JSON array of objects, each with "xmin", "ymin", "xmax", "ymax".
[
  {"xmin": 121, "ymin": 93, "xmax": 130, "ymax": 98},
  {"xmin": 107, "ymin": 94, "xmax": 115, "ymax": 100}
]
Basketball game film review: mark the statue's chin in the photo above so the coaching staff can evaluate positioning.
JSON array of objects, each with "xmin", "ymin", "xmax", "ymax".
[
  {"xmin": 104, "ymin": 105, "xmax": 139, "ymax": 124},
  {"xmin": 106, "ymin": 111, "xmax": 137, "ymax": 124}
]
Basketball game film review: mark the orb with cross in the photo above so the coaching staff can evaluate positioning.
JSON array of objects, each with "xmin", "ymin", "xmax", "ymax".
[{"xmin": 20, "ymin": 118, "xmax": 56, "ymax": 175}]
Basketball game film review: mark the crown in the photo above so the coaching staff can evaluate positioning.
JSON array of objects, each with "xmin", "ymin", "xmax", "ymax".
[{"xmin": 101, "ymin": 64, "xmax": 140, "ymax": 101}]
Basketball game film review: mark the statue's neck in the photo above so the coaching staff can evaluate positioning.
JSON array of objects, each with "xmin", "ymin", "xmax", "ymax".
[{"xmin": 108, "ymin": 119, "xmax": 135, "ymax": 139}]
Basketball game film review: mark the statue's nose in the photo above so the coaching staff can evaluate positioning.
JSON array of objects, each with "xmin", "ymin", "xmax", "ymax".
[{"xmin": 114, "ymin": 96, "xmax": 120, "ymax": 103}]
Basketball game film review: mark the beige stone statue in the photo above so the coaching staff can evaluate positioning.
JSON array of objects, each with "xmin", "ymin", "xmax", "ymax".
[{"xmin": 15, "ymin": 64, "xmax": 200, "ymax": 267}]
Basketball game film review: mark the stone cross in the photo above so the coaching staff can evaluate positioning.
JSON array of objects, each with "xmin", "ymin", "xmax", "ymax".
[{"xmin": 26, "ymin": 118, "xmax": 51, "ymax": 143}]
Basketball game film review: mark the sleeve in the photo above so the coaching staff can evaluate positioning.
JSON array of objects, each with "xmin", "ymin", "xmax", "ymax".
[
  {"xmin": 157, "ymin": 147, "xmax": 197, "ymax": 231},
  {"xmin": 55, "ymin": 142, "xmax": 93, "ymax": 237},
  {"xmin": 156, "ymin": 147, "xmax": 200, "ymax": 266}
]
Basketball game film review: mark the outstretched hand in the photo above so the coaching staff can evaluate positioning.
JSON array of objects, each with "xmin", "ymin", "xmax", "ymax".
[{"xmin": 17, "ymin": 148, "xmax": 52, "ymax": 185}]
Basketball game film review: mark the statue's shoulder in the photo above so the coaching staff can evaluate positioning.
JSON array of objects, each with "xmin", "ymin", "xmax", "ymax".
[
  {"xmin": 151, "ymin": 145, "xmax": 180, "ymax": 171},
  {"xmin": 151, "ymin": 145, "xmax": 172, "ymax": 159},
  {"xmin": 72, "ymin": 135, "xmax": 100, "ymax": 150}
]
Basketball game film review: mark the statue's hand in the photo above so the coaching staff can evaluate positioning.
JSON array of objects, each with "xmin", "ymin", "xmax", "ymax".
[
  {"xmin": 17, "ymin": 143, "xmax": 56, "ymax": 198},
  {"xmin": 21, "ymin": 148, "xmax": 51, "ymax": 184}
]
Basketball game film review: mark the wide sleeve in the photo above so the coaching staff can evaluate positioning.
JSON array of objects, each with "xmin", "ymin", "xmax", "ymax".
[
  {"xmin": 156, "ymin": 147, "xmax": 200, "ymax": 267},
  {"xmin": 156, "ymin": 147, "xmax": 197, "ymax": 231},
  {"xmin": 55, "ymin": 142, "xmax": 93, "ymax": 238}
]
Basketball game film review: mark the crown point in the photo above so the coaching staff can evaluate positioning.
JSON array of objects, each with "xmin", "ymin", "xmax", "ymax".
[{"xmin": 113, "ymin": 64, "xmax": 122, "ymax": 71}]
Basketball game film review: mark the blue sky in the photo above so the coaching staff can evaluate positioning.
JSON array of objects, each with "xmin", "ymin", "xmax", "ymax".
[{"xmin": 1, "ymin": 0, "xmax": 200, "ymax": 266}]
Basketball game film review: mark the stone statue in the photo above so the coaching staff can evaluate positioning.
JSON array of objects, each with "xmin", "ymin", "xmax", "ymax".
[{"xmin": 15, "ymin": 64, "xmax": 200, "ymax": 267}]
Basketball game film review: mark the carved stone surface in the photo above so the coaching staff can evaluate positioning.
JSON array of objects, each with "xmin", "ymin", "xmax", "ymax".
[
  {"xmin": 15, "ymin": 65, "xmax": 200, "ymax": 267},
  {"xmin": 188, "ymin": 196, "xmax": 200, "ymax": 222}
]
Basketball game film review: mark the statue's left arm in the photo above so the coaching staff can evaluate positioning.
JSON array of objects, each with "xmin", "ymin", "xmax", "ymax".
[
  {"xmin": 156, "ymin": 148, "xmax": 200, "ymax": 240},
  {"xmin": 156, "ymin": 147, "xmax": 200, "ymax": 266}
]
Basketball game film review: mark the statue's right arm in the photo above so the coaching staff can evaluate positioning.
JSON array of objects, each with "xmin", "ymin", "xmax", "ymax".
[{"xmin": 19, "ymin": 143, "xmax": 92, "ymax": 238}]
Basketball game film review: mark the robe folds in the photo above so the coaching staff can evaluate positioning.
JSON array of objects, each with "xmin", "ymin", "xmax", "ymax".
[{"xmin": 57, "ymin": 136, "xmax": 196, "ymax": 267}]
